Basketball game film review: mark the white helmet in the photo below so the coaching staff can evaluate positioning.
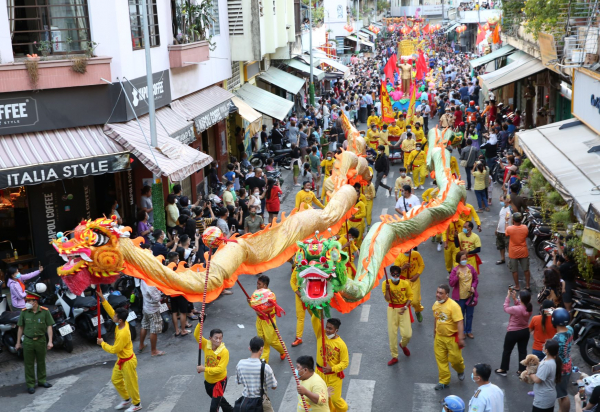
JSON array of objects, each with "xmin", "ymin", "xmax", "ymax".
[{"xmin": 35, "ymin": 283, "xmax": 47, "ymax": 294}]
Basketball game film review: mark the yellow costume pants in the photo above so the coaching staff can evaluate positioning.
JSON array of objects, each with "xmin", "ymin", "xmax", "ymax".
[
  {"xmin": 256, "ymin": 318, "xmax": 284, "ymax": 363},
  {"xmin": 366, "ymin": 200, "xmax": 373, "ymax": 226},
  {"xmin": 409, "ymin": 279, "xmax": 424, "ymax": 313},
  {"xmin": 321, "ymin": 177, "xmax": 329, "ymax": 204},
  {"xmin": 316, "ymin": 370, "xmax": 348, "ymax": 412},
  {"xmin": 295, "ymin": 294, "xmax": 306, "ymax": 339},
  {"xmin": 434, "ymin": 335, "xmax": 465, "ymax": 385},
  {"xmin": 347, "ymin": 221, "xmax": 365, "ymax": 247},
  {"xmin": 412, "ymin": 165, "xmax": 427, "ymax": 186},
  {"xmin": 387, "ymin": 307, "xmax": 412, "ymax": 358},
  {"xmin": 444, "ymin": 243, "xmax": 458, "ymax": 273},
  {"xmin": 111, "ymin": 356, "xmax": 140, "ymax": 405}
]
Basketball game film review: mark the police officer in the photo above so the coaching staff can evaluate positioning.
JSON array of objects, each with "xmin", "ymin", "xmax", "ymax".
[
  {"xmin": 15, "ymin": 292, "xmax": 54, "ymax": 394},
  {"xmin": 468, "ymin": 363, "xmax": 504, "ymax": 412}
]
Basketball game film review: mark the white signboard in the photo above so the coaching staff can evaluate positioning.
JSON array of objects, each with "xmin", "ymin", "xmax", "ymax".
[
  {"xmin": 573, "ymin": 69, "xmax": 600, "ymax": 134},
  {"xmin": 324, "ymin": 0, "xmax": 347, "ymax": 23}
]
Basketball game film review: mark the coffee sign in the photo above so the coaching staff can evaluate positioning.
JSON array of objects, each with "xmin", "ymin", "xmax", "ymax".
[
  {"xmin": 0, "ymin": 97, "xmax": 39, "ymax": 129},
  {"xmin": 123, "ymin": 71, "xmax": 172, "ymax": 118},
  {"xmin": 194, "ymin": 100, "xmax": 233, "ymax": 133}
]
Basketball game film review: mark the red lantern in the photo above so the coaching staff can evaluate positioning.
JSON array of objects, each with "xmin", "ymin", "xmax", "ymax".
[
  {"xmin": 344, "ymin": 24, "xmax": 354, "ymax": 33},
  {"xmin": 436, "ymin": 24, "xmax": 441, "ymax": 31},
  {"xmin": 401, "ymin": 25, "xmax": 410, "ymax": 35},
  {"xmin": 388, "ymin": 24, "xmax": 395, "ymax": 32}
]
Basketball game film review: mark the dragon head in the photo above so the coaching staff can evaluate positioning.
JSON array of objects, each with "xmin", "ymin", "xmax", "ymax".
[
  {"xmin": 294, "ymin": 234, "xmax": 348, "ymax": 317},
  {"xmin": 52, "ymin": 216, "xmax": 130, "ymax": 294}
]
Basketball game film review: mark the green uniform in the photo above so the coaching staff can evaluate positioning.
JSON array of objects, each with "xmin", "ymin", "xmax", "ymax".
[{"xmin": 18, "ymin": 306, "xmax": 54, "ymax": 388}]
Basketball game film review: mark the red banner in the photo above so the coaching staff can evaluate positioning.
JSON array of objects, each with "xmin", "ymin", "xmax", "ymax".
[{"xmin": 380, "ymin": 81, "xmax": 395, "ymax": 124}]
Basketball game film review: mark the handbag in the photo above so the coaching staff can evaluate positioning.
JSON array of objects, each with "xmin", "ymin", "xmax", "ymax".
[
  {"xmin": 460, "ymin": 147, "xmax": 474, "ymax": 168},
  {"xmin": 261, "ymin": 360, "xmax": 274, "ymax": 412},
  {"xmin": 465, "ymin": 289, "xmax": 478, "ymax": 306}
]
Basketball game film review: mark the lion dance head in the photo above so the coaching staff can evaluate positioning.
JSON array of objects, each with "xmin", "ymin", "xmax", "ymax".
[
  {"xmin": 294, "ymin": 232, "xmax": 349, "ymax": 317},
  {"xmin": 52, "ymin": 216, "xmax": 130, "ymax": 294}
]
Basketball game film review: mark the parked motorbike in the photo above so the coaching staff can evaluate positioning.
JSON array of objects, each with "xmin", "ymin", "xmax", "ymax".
[
  {"xmin": 55, "ymin": 284, "xmax": 107, "ymax": 343},
  {"xmin": 0, "ymin": 280, "xmax": 22, "ymax": 357},
  {"xmin": 265, "ymin": 169, "xmax": 285, "ymax": 185},
  {"xmin": 250, "ymin": 143, "xmax": 273, "ymax": 168},
  {"xmin": 532, "ymin": 226, "xmax": 553, "ymax": 260},
  {"xmin": 571, "ymin": 290, "xmax": 600, "ymax": 365}
]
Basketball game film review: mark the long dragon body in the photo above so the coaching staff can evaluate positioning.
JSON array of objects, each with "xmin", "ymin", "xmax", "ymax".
[{"xmin": 52, "ymin": 115, "xmax": 469, "ymax": 315}]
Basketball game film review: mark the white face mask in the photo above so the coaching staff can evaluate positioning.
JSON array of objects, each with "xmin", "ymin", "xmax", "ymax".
[
  {"xmin": 401, "ymin": 173, "xmax": 406, "ymax": 177},
  {"xmin": 327, "ymin": 157, "xmax": 332, "ymax": 161},
  {"xmin": 460, "ymin": 260, "xmax": 468, "ymax": 266},
  {"xmin": 437, "ymin": 298, "xmax": 447, "ymax": 304},
  {"xmin": 391, "ymin": 277, "xmax": 400, "ymax": 284},
  {"xmin": 304, "ymin": 188, "xmax": 310, "ymax": 192},
  {"xmin": 25, "ymin": 302, "xmax": 33, "ymax": 310},
  {"xmin": 254, "ymin": 192, "xmax": 259, "ymax": 196},
  {"xmin": 326, "ymin": 333, "xmax": 336, "ymax": 339}
]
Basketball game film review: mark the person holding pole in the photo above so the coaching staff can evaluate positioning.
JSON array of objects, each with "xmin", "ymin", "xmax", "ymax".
[
  {"xmin": 194, "ymin": 326, "xmax": 234, "ymax": 412},
  {"xmin": 310, "ymin": 313, "xmax": 349, "ymax": 412},
  {"xmin": 96, "ymin": 291, "xmax": 141, "ymax": 412},
  {"xmin": 291, "ymin": 262, "xmax": 308, "ymax": 347},
  {"xmin": 296, "ymin": 355, "xmax": 330, "ymax": 411},
  {"xmin": 393, "ymin": 248, "xmax": 425, "ymax": 322},
  {"xmin": 383, "ymin": 265, "xmax": 414, "ymax": 366},
  {"xmin": 254, "ymin": 275, "xmax": 286, "ymax": 363}
]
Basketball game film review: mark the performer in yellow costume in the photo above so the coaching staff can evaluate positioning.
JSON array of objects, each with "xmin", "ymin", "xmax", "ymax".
[
  {"xmin": 393, "ymin": 249, "xmax": 425, "ymax": 322},
  {"xmin": 383, "ymin": 265, "xmax": 413, "ymax": 366},
  {"xmin": 447, "ymin": 148, "xmax": 460, "ymax": 177},
  {"xmin": 406, "ymin": 142, "xmax": 427, "ymax": 189},
  {"xmin": 290, "ymin": 265, "xmax": 308, "ymax": 347},
  {"xmin": 367, "ymin": 110, "xmax": 380, "ymax": 128},
  {"xmin": 253, "ymin": 276, "xmax": 285, "ymax": 363},
  {"xmin": 395, "ymin": 167, "xmax": 414, "ymax": 197},
  {"xmin": 395, "ymin": 114, "xmax": 407, "ymax": 135},
  {"xmin": 456, "ymin": 221, "xmax": 482, "ymax": 274},
  {"xmin": 388, "ymin": 122, "xmax": 401, "ymax": 138},
  {"xmin": 378, "ymin": 125, "xmax": 391, "ymax": 156},
  {"xmin": 338, "ymin": 227, "xmax": 359, "ymax": 279},
  {"xmin": 97, "ymin": 292, "xmax": 141, "ymax": 411},
  {"xmin": 422, "ymin": 185, "xmax": 440, "ymax": 202},
  {"xmin": 311, "ymin": 314, "xmax": 349, "ymax": 412},
  {"xmin": 347, "ymin": 185, "xmax": 367, "ymax": 247},
  {"xmin": 363, "ymin": 180, "xmax": 376, "ymax": 225},
  {"xmin": 320, "ymin": 152, "xmax": 335, "ymax": 204},
  {"xmin": 295, "ymin": 181, "xmax": 325, "ymax": 211},
  {"xmin": 412, "ymin": 122, "xmax": 425, "ymax": 145},
  {"xmin": 366, "ymin": 124, "xmax": 380, "ymax": 150},
  {"xmin": 401, "ymin": 133, "xmax": 416, "ymax": 169}
]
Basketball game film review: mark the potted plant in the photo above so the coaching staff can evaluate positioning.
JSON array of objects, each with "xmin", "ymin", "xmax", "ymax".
[
  {"xmin": 34, "ymin": 40, "xmax": 52, "ymax": 60},
  {"xmin": 169, "ymin": 0, "xmax": 216, "ymax": 68}
]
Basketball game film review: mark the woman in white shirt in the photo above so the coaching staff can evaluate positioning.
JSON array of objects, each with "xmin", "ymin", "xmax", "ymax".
[{"xmin": 249, "ymin": 189, "xmax": 263, "ymax": 214}]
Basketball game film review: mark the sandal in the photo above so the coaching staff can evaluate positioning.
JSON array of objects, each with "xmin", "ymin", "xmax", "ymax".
[
  {"xmin": 525, "ymin": 287, "xmax": 532, "ymax": 292},
  {"xmin": 495, "ymin": 260, "xmax": 505, "ymax": 265},
  {"xmin": 485, "ymin": 207, "xmax": 490, "ymax": 212},
  {"xmin": 174, "ymin": 332, "xmax": 181, "ymax": 337},
  {"xmin": 152, "ymin": 351, "xmax": 166, "ymax": 357},
  {"xmin": 138, "ymin": 344, "xmax": 147, "ymax": 353},
  {"xmin": 495, "ymin": 369, "xmax": 507, "ymax": 377}
]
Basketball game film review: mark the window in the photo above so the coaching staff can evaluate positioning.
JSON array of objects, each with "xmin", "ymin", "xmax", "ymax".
[
  {"xmin": 129, "ymin": 0, "xmax": 160, "ymax": 50},
  {"xmin": 8, "ymin": 0, "xmax": 91, "ymax": 58},
  {"xmin": 227, "ymin": 0, "xmax": 244, "ymax": 36},
  {"xmin": 209, "ymin": 0, "xmax": 220, "ymax": 36}
]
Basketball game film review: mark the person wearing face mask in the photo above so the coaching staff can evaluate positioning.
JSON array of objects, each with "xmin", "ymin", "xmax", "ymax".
[
  {"xmin": 252, "ymin": 275, "xmax": 286, "ymax": 363},
  {"xmin": 338, "ymin": 227, "xmax": 359, "ymax": 279},
  {"xmin": 396, "ymin": 113, "xmax": 407, "ymax": 135},
  {"xmin": 366, "ymin": 124, "xmax": 380, "ymax": 151},
  {"xmin": 295, "ymin": 356, "xmax": 329, "ymax": 411},
  {"xmin": 383, "ymin": 265, "xmax": 414, "ymax": 366},
  {"xmin": 6, "ymin": 264, "xmax": 43, "ymax": 310},
  {"xmin": 412, "ymin": 122, "xmax": 425, "ymax": 145},
  {"xmin": 401, "ymin": 133, "xmax": 416, "ymax": 170},
  {"xmin": 310, "ymin": 314, "xmax": 348, "ymax": 411},
  {"xmin": 393, "ymin": 248, "xmax": 425, "ymax": 322},
  {"xmin": 467, "ymin": 363, "xmax": 505, "ymax": 412},
  {"xmin": 394, "ymin": 167, "xmax": 413, "ymax": 200},
  {"xmin": 495, "ymin": 195, "xmax": 513, "ymax": 265},
  {"xmin": 363, "ymin": 175, "xmax": 376, "ymax": 226},
  {"xmin": 15, "ymin": 292, "xmax": 54, "ymax": 394},
  {"xmin": 449, "ymin": 251, "xmax": 479, "ymax": 339},
  {"xmin": 320, "ymin": 151, "xmax": 335, "ymax": 204},
  {"xmin": 407, "ymin": 142, "xmax": 427, "ymax": 189},
  {"xmin": 347, "ymin": 184, "xmax": 367, "ymax": 248},
  {"xmin": 378, "ymin": 122, "xmax": 391, "ymax": 156},
  {"xmin": 295, "ymin": 181, "xmax": 325, "ymax": 211},
  {"xmin": 455, "ymin": 221, "xmax": 482, "ymax": 274},
  {"xmin": 432, "ymin": 284, "xmax": 466, "ymax": 391}
]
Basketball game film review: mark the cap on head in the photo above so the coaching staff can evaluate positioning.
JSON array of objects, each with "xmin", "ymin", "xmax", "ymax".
[{"xmin": 26, "ymin": 292, "xmax": 41, "ymax": 301}]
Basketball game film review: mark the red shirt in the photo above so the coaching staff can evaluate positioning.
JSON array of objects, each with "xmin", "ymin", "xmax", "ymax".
[
  {"xmin": 265, "ymin": 186, "xmax": 282, "ymax": 212},
  {"xmin": 454, "ymin": 110, "xmax": 463, "ymax": 127},
  {"xmin": 529, "ymin": 314, "xmax": 557, "ymax": 351}
]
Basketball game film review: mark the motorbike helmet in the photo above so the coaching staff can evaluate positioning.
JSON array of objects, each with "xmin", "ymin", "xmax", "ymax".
[
  {"xmin": 459, "ymin": 122, "xmax": 465, "ymax": 127},
  {"xmin": 442, "ymin": 395, "xmax": 465, "ymax": 412},
  {"xmin": 35, "ymin": 283, "xmax": 47, "ymax": 294},
  {"xmin": 476, "ymin": 106, "xmax": 480, "ymax": 110},
  {"xmin": 469, "ymin": 100, "xmax": 475, "ymax": 106},
  {"xmin": 551, "ymin": 307, "xmax": 570, "ymax": 327}
]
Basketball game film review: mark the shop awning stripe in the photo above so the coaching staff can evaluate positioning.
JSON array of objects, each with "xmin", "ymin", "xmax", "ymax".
[
  {"xmin": 12, "ymin": 134, "xmax": 33, "ymax": 165},
  {"xmin": 73, "ymin": 128, "xmax": 99, "ymax": 156},
  {"xmin": 480, "ymin": 53, "xmax": 546, "ymax": 91},
  {"xmin": 65, "ymin": 128, "xmax": 89, "ymax": 158},
  {"xmin": 24, "ymin": 134, "xmax": 45, "ymax": 164},
  {"xmin": 170, "ymin": 86, "xmax": 235, "ymax": 133},
  {"xmin": 258, "ymin": 66, "xmax": 305, "ymax": 95},
  {"xmin": 282, "ymin": 59, "xmax": 325, "ymax": 81},
  {"xmin": 233, "ymin": 83, "xmax": 294, "ymax": 121},
  {"xmin": 41, "ymin": 130, "xmax": 62, "ymax": 163}
]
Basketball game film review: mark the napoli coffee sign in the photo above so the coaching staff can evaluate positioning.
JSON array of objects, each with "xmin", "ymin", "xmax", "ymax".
[{"xmin": 0, "ymin": 97, "xmax": 39, "ymax": 129}]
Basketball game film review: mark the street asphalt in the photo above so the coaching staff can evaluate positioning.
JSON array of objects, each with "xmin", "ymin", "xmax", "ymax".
[{"xmin": 0, "ymin": 119, "xmax": 586, "ymax": 411}]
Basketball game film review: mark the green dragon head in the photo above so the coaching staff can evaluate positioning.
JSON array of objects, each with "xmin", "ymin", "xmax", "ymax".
[{"xmin": 294, "ymin": 233, "xmax": 348, "ymax": 317}]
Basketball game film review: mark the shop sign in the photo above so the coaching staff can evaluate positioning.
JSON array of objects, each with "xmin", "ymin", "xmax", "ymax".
[
  {"xmin": 194, "ymin": 100, "xmax": 233, "ymax": 133},
  {"xmin": 583, "ymin": 205, "xmax": 600, "ymax": 250},
  {"xmin": 573, "ymin": 69, "xmax": 600, "ymax": 134},
  {"xmin": 0, "ymin": 97, "xmax": 39, "ymax": 130},
  {"xmin": 422, "ymin": 5, "xmax": 443, "ymax": 15},
  {"xmin": 123, "ymin": 71, "xmax": 172, "ymax": 118},
  {"xmin": 0, "ymin": 153, "xmax": 131, "ymax": 189},
  {"xmin": 171, "ymin": 124, "xmax": 196, "ymax": 144}
]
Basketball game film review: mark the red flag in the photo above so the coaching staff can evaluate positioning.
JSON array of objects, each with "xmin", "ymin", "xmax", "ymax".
[
  {"xmin": 476, "ymin": 23, "xmax": 486, "ymax": 45},
  {"xmin": 380, "ymin": 81, "xmax": 395, "ymax": 124},
  {"xmin": 415, "ymin": 49, "xmax": 427, "ymax": 80},
  {"xmin": 422, "ymin": 23, "xmax": 430, "ymax": 34},
  {"xmin": 383, "ymin": 54, "xmax": 397, "ymax": 83}
]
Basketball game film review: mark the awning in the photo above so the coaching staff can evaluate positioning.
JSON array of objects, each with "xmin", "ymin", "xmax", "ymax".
[
  {"xmin": 315, "ymin": 57, "xmax": 350, "ymax": 77},
  {"xmin": 356, "ymin": 31, "xmax": 370, "ymax": 40},
  {"xmin": 231, "ymin": 96, "xmax": 263, "ymax": 136},
  {"xmin": 345, "ymin": 35, "xmax": 375, "ymax": 49},
  {"xmin": 104, "ymin": 116, "xmax": 213, "ymax": 182},
  {"xmin": 444, "ymin": 22, "xmax": 460, "ymax": 33},
  {"xmin": 0, "ymin": 126, "xmax": 130, "ymax": 189},
  {"xmin": 282, "ymin": 59, "xmax": 325, "ymax": 81},
  {"xmin": 506, "ymin": 50, "xmax": 528, "ymax": 64},
  {"xmin": 480, "ymin": 53, "xmax": 546, "ymax": 91},
  {"xmin": 154, "ymin": 106, "xmax": 196, "ymax": 145},
  {"xmin": 469, "ymin": 45, "xmax": 516, "ymax": 68},
  {"xmin": 170, "ymin": 86, "xmax": 235, "ymax": 133},
  {"xmin": 517, "ymin": 119, "xmax": 600, "ymax": 220},
  {"xmin": 360, "ymin": 28, "xmax": 376, "ymax": 37},
  {"xmin": 233, "ymin": 83, "xmax": 294, "ymax": 121},
  {"xmin": 258, "ymin": 66, "xmax": 305, "ymax": 95}
]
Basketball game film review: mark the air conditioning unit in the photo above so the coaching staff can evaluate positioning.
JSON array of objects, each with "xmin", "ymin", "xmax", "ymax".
[{"xmin": 563, "ymin": 36, "xmax": 577, "ymax": 60}]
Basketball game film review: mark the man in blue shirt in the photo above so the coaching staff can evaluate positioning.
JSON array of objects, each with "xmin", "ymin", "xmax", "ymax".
[
  {"xmin": 506, "ymin": 119, "xmax": 516, "ymax": 134},
  {"xmin": 459, "ymin": 82, "xmax": 470, "ymax": 103}
]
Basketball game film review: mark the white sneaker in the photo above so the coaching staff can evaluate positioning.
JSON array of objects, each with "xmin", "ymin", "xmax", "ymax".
[
  {"xmin": 115, "ymin": 400, "xmax": 132, "ymax": 410},
  {"xmin": 419, "ymin": 185, "xmax": 425, "ymax": 189},
  {"xmin": 125, "ymin": 404, "xmax": 142, "ymax": 412},
  {"xmin": 437, "ymin": 243, "xmax": 442, "ymax": 252}
]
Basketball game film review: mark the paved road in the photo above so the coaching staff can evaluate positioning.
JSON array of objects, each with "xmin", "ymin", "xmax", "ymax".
[{"xmin": 0, "ymin": 123, "xmax": 583, "ymax": 411}]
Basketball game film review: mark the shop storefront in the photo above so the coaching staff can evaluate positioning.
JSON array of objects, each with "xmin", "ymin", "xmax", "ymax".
[
  {"xmin": 230, "ymin": 97, "xmax": 263, "ymax": 159},
  {"xmin": 234, "ymin": 83, "xmax": 294, "ymax": 130}
]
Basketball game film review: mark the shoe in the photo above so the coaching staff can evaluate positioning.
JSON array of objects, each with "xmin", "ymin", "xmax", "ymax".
[
  {"xmin": 115, "ymin": 400, "xmax": 132, "ymax": 410},
  {"xmin": 280, "ymin": 353, "xmax": 286, "ymax": 361},
  {"xmin": 38, "ymin": 382, "xmax": 52, "ymax": 388},
  {"xmin": 437, "ymin": 243, "xmax": 442, "ymax": 252},
  {"xmin": 27, "ymin": 387, "xmax": 35, "ymax": 394},
  {"xmin": 419, "ymin": 185, "xmax": 425, "ymax": 189},
  {"xmin": 388, "ymin": 188, "xmax": 393, "ymax": 196},
  {"xmin": 416, "ymin": 312, "xmax": 423, "ymax": 323},
  {"xmin": 294, "ymin": 184, "xmax": 301, "ymax": 187},
  {"xmin": 434, "ymin": 383, "xmax": 449, "ymax": 390},
  {"xmin": 292, "ymin": 338, "xmax": 303, "ymax": 347},
  {"xmin": 495, "ymin": 260, "xmax": 505, "ymax": 265},
  {"xmin": 458, "ymin": 372, "xmax": 465, "ymax": 381},
  {"xmin": 387, "ymin": 357, "xmax": 398, "ymax": 366},
  {"xmin": 125, "ymin": 404, "xmax": 143, "ymax": 412},
  {"xmin": 400, "ymin": 344, "xmax": 410, "ymax": 357},
  {"xmin": 466, "ymin": 333, "xmax": 474, "ymax": 339},
  {"xmin": 220, "ymin": 289, "xmax": 234, "ymax": 296},
  {"xmin": 494, "ymin": 369, "xmax": 507, "ymax": 377}
]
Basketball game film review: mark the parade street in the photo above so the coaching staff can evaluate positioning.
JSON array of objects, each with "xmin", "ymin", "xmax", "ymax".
[{"xmin": 0, "ymin": 159, "xmax": 576, "ymax": 412}]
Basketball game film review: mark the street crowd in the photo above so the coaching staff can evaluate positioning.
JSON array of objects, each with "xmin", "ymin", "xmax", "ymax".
[{"xmin": 8, "ymin": 26, "xmax": 586, "ymax": 412}]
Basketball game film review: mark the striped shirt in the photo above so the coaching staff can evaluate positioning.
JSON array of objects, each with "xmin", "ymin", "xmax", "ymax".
[{"xmin": 236, "ymin": 358, "xmax": 277, "ymax": 398}]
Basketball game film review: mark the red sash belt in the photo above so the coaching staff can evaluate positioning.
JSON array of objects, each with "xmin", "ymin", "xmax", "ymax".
[
  {"xmin": 467, "ymin": 253, "xmax": 482, "ymax": 273},
  {"xmin": 388, "ymin": 302, "xmax": 414, "ymax": 323},
  {"xmin": 349, "ymin": 218, "xmax": 363, "ymax": 222},
  {"xmin": 117, "ymin": 354, "xmax": 134, "ymax": 370},
  {"xmin": 317, "ymin": 365, "xmax": 345, "ymax": 379},
  {"xmin": 212, "ymin": 378, "xmax": 226, "ymax": 397}
]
